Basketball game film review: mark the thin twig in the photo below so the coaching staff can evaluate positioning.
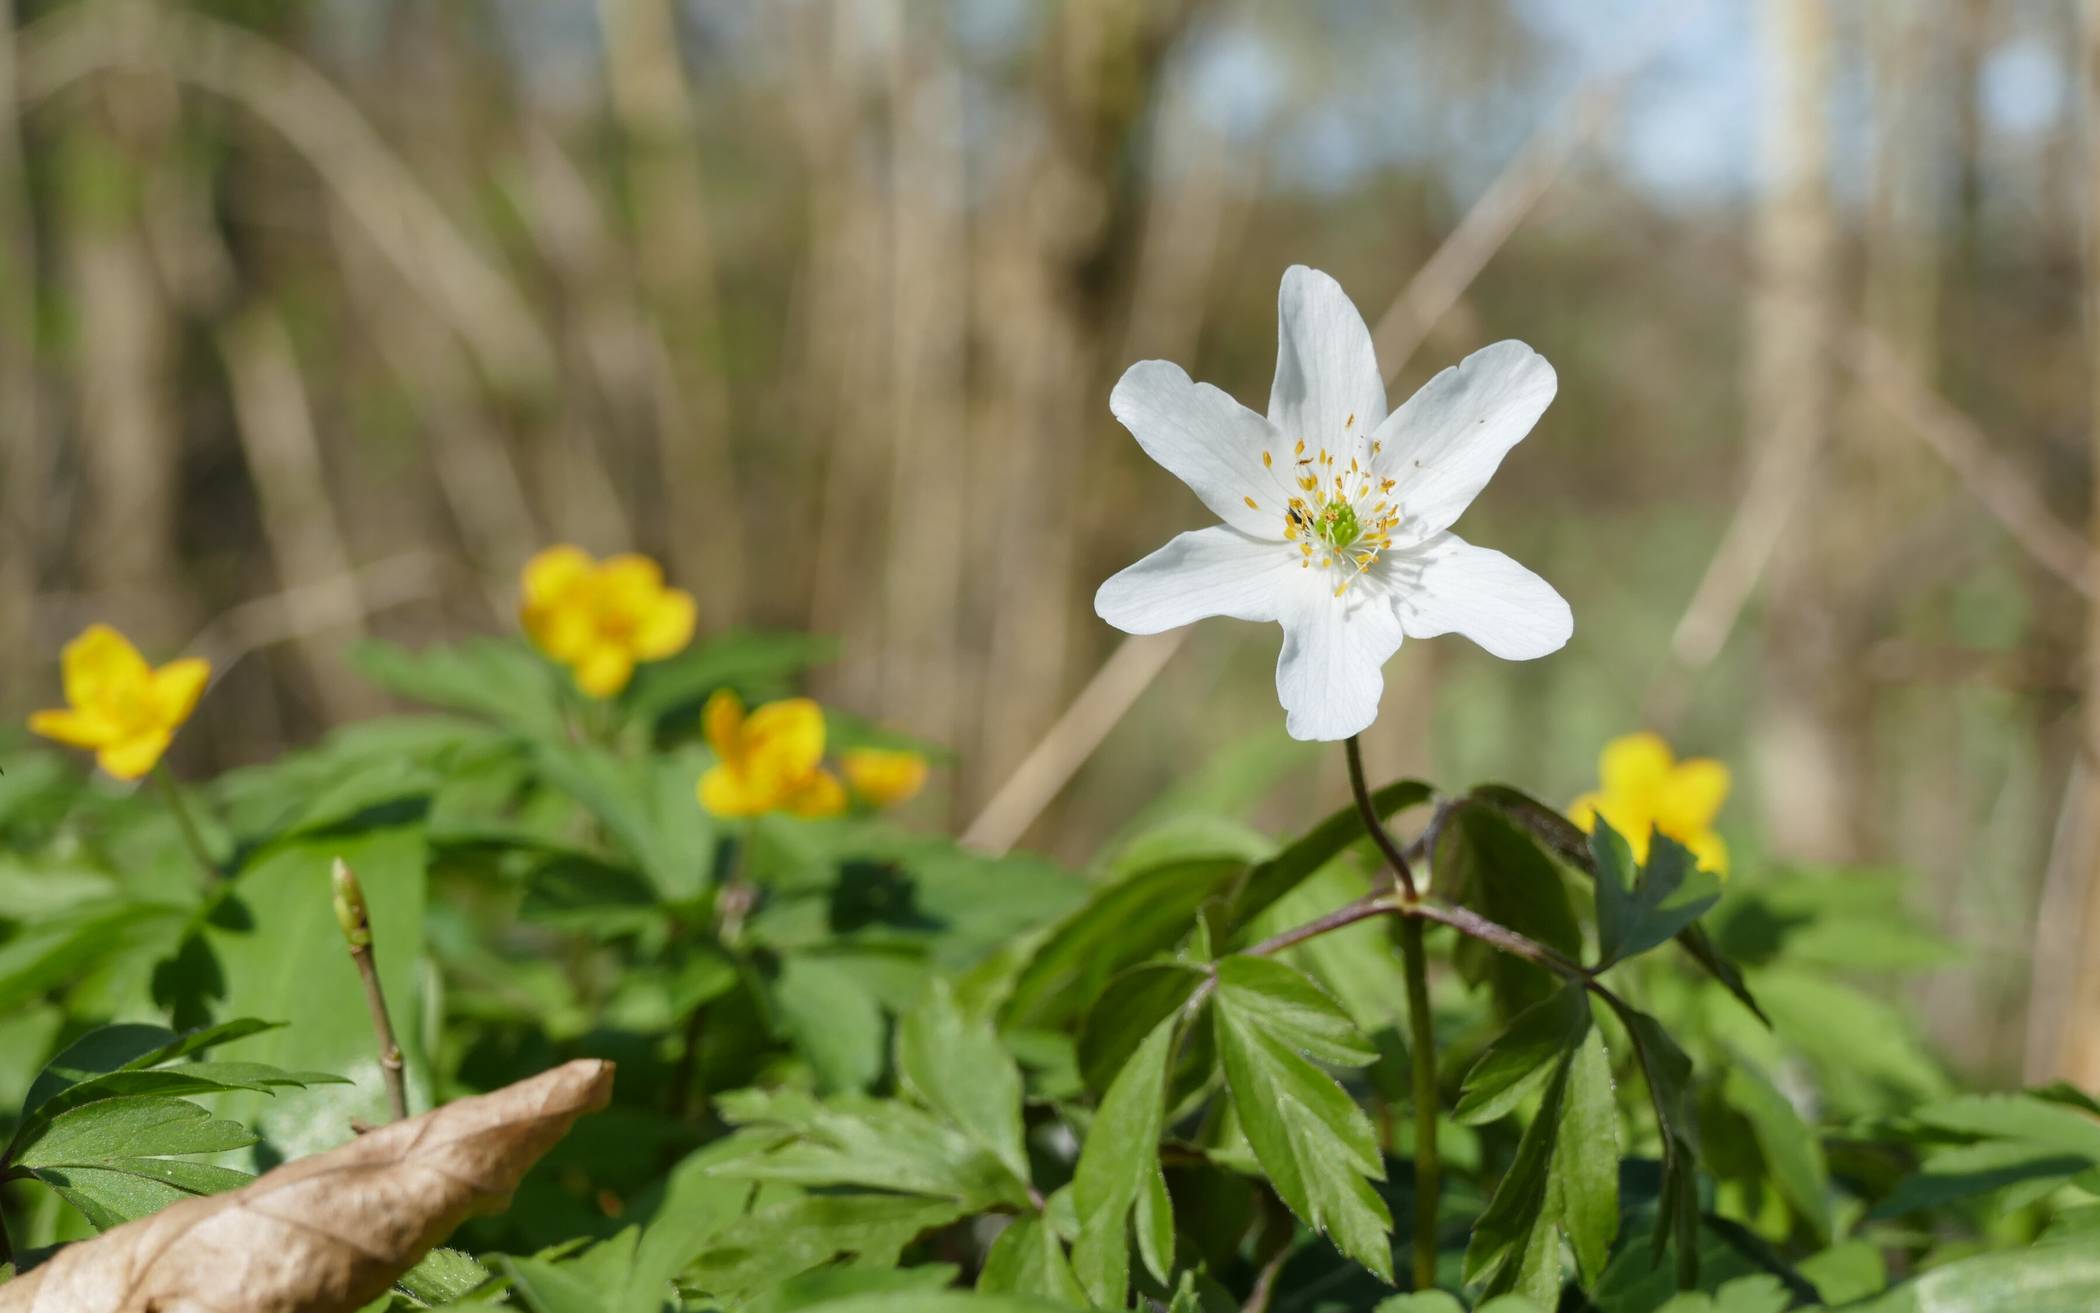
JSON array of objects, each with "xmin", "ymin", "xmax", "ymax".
[{"xmin": 332, "ymin": 858, "xmax": 408, "ymax": 1122}]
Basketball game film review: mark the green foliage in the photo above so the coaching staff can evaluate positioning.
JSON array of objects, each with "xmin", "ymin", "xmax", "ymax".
[{"xmin": 1, "ymin": 627, "xmax": 2094, "ymax": 1311}]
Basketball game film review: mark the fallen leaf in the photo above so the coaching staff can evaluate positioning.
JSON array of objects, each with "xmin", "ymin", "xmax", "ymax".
[{"xmin": 0, "ymin": 1058, "xmax": 614, "ymax": 1313}]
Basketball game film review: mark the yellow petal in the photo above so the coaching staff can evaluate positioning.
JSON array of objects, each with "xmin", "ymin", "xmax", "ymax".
[
  {"xmin": 1566, "ymin": 792, "xmax": 1605, "ymax": 833},
  {"xmin": 698, "ymin": 763, "xmax": 764, "ymax": 818},
  {"xmin": 786, "ymin": 768, "xmax": 847, "ymax": 818},
  {"xmin": 702, "ymin": 689, "xmax": 745, "ymax": 762},
  {"xmin": 29, "ymin": 707, "xmax": 114, "ymax": 749},
  {"xmin": 1598, "ymin": 731, "xmax": 1673, "ymax": 801},
  {"xmin": 98, "ymin": 729, "xmax": 172, "ymax": 781},
  {"xmin": 633, "ymin": 588, "xmax": 696, "ymax": 661},
  {"xmin": 843, "ymin": 748, "xmax": 928, "ymax": 808},
  {"xmin": 594, "ymin": 556, "xmax": 665, "ymax": 627},
  {"xmin": 521, "ymin": 545, "xmax": 594, "ymax": 609},
  {"xmin": 1682, "ymin": 827, "xmax": 1729, "ymax": 878},
  {"xmin": 527, "ymin": 605, "xmax": 597, "ymax": 663},
  {"xmin": 62, "ymin": 624, "xmax": 150, "ymax": 713},
  {"xmin": 572, "ymin": 645, "xmax": 635, "ymax": 699},
  {"xmin": 151, "ymin": 658, "xmax": 212, "ymax": 728},
  {"xmin": 1656, "ymin": 758, "xmax": 1731, "ymax": 836},
  {"xmin": 742, "ymin": 699, "xmax": 827, "ymax": 788}
]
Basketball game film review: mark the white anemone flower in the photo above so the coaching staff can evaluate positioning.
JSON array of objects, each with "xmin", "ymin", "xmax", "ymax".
[{"xmin": 1095, "ymin": 265, "xmax": 1573, "ymax": 741}]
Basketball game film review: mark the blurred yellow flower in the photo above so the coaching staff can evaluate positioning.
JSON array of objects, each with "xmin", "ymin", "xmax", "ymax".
[
  {"xmin": 842, "ymin": 747, "xmax": 929, "ymax": 808},
  {"xmin": 1569, "ymin": 731, "xmax": 1730, "ymax": 876},
  {"xmin": 29, "ymin": 624, "xmax": 211, "ymax": 780},
  {"xmin": 520, "ymin": 545, "xmax": 695, "ymax": 698},
  {"xmin": 697, "ymin": 690, "xmax": 845, "ymax": 819}
]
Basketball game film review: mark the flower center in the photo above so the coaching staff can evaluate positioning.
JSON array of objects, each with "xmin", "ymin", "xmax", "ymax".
[{"xmin": 1258, "ymin": 436, "xmax": 1402, "ymax": 597}]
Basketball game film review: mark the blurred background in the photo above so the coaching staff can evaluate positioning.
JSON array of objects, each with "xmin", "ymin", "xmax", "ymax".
[{"xmin": 3, "ymin": 0, "xmax": 2098, "ymax": 1091}]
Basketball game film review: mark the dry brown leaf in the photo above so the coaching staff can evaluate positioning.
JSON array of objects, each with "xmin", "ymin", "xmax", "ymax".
[{"xmin": 0, "ymin": 1058, "xmax": 614, "ymax": 1313}]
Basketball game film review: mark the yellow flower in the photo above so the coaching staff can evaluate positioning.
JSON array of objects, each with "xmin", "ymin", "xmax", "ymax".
[
  {"xmin": 29, "ymin": 624, "xmax": 211, "ymax": 780},
  {"xmin": 519, "ymin": 545, "xmax": 696, "ymax": 698},
  {"xmin": 1569, "ymin": 731, "xmax": 1731, "ymax": 876},
  {"xmin": 842, "ymin": 747, "xmax": 929, "ymax": 808},
  {"xmin": 697, "ymin": 690, "xmax": 846, "ymax": 819}
]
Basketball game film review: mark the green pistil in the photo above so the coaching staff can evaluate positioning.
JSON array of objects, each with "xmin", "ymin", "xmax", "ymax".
[{"xmin": 1316, "ymin": 501, "xmax": 1361, "ymax": 549}]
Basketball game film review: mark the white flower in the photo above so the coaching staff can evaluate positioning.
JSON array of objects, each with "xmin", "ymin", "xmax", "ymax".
[{"xmin": 1095, "ymin": 265, "xmax": 1573, "ymax": 741}]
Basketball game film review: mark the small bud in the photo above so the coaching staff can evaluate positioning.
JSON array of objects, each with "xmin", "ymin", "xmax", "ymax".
[{"xmin": 332, "ymin": 858, "xmax": 372, "ymax": 950}]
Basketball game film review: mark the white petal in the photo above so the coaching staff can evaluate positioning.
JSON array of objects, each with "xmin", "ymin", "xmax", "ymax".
[
  {"xmin": 1373, "ymin": 340, "xmax": 1556, "ymax": 543},
  {"xmin": 1273, "ymin": 586, "xmax": 1406, "ymax": 741},
  {"xmin": 1111, "ymin": 360, "xmax": 1278, "ymax": 536},
  {"xmin": 1096, "ymin": 526, "xmax": 1298, "ymax": 635},
  {"xmin": 1268, "ymin": 265, "xmax": 1386, "ymax": 457},
  {"xmin": 1386, "ymin": 530, "xmax": 1572, "ymax": 660}
]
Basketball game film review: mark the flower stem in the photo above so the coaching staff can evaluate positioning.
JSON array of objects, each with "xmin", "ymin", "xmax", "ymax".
[
  {"xmin": 1346, "ymin": 736, "xmax": 1418, "ymax": 899},
  {"xmin": 332, "ymin": 859, "xmax": 409, "ymax": 1122},
  {"xmin": 1399, "ymin": 913, "xmax": 1439, "ymax": 1289},
  {"xmin": 152, "ymin": 764, "xmax": 221, "ymax": 887}
]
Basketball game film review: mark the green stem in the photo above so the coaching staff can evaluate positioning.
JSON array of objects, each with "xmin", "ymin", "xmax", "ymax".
[
  {"xmin": 1399, "ymin": 914, "xmax": 1439, "ymax": 1290},
  {"xmin": 153, "ymin": 763, "xmax": 221, "ymax": 886}
]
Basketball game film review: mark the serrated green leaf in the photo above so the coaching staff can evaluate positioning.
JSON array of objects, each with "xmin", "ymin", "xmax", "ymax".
[
  {"xmin": 1590, "ymin": 822, "xmax": 1722, "ymax": 969},
  {"xmin": 1004, "ymin": 858, "xmax": 1246, "ymax": 1029},
  {"xmin": 1227, "ymin": 779, "xmax": 1432, "ymax": 929},
  {"xmin": 1437, "ymin": 802, "xmax": 1583, "ymax": 1011},
  {"xmin": 1609, "ymin": 1001, "xmax": 1700, "ymax": 1285},
  {"xmin": 709, "ymin": 1088, "xmax": 1023, "ymax": 1207},
  {"xmin": 498, "ymin": 1255, "xmax": 612, "ymax": 1313},
  {"xmin": 1722, "ymin": 1063, "xmax": 1829, "ymax": 1238},
  {"xmin": 1072, "ymin": 1016, "xmax": 1175, "ymax": 1306},
  {"xmin": 1213, "ymin": 957, "xmax": 1391, "ymax": 1282},
  {"xmin": 1466, "ymin": 1054, "xmax": 1569, "ymax": 1299},
  {"xmin": 21, "ymin": 1017, "xmax": 281, "ymax": 1115},
  {"xmin": 685, "ymin": 1193, "xmax": 970, "ymax": 1300},
  {"xmin": 978, "ymin": 1216, "xmax": 1086, "ymax": 1304},
  {"xmin": 397, "ymin": 1247, "xmax": 494, "ymax": 1307},
  {"xmin": 1076, "ymin": 961, "xmax": 1206, "ymax": 1096},
  {"xmin": 1213, "ymin": 956, "xmax": 1376, "ymax": 1066},
  {"xmin": 1843, "ymin": 1241, "xmax": 2100, "ymax": 1313},
  {"xmin": 1556, "ymin": 1028, "xmax": 1619, "ymax": 1288},
  {"xmin": 1135, "ymin": 1158, "xmax": 1174, "ymax": 1284},
  {"xmin": 18, "ymin": 1095, "xmax": 258, "ymax": 1165},
  {"xmin": 1457, "ymin": 984, "xmax": 1590, "ymax": 1125},
  {"xmin": 350, "ymin": 637, "xmax": 567, "ymax": 737},
  {"xmin": 897, "ymin": 978, "xmax": 1029, "ymax": 1187},
  {"xmin": 772, "ymin": 953, "xmax": 888, "ymax": 1094}
]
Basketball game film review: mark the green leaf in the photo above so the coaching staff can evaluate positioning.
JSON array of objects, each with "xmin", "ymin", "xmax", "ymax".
[
  {"xmin": 1916, "ymin": 1093, "xmax": 2100, "ymax": 1159},
  {"xmin": 744, "ymin": 1266, "xmax": 960, "ymax": 1313},
  {"xmin": 1722, "ymin": 1063, "xmax": 1830, "ymax": 1238},
  {"xmin": 396, "ymin": 1248, "xmax": 494, "ymax": 1306},
  {"xmin": 1465, "ymin": 1056, "xmax": 1569, "ymax": 1300},
  {"xmin": 1436, "ymin": 802, "xmax": 1583, "ymax": 1011},
  {"xmin": 21, "ymin": 1017, "xmax": 279, "ymax": 1114},
  {"xmin": 1004, "ymin": 858, "xmax": 1246, "ymax": 1029},
  {"xmin": 351, "ymin": 637, "xmax": 568, "ymax": 736},
  {"xmin": 772, "ymin": 954, "xmax": 888, "ymax": 1094},
  {"xmin": 498, "ymin": 1255, "xmax": 613, "ymax": 1313},
  {"xmin": 1372, "ymin": 1295, "xmax": 1467, "ymax": 1313},
  {"xmin": 1456, "ymin": 984, "xmax": 1590, "ymax": 1126},
  {"xmin": 1556, "ymin": 1028, "xmax": 1619, "ymax": 1289},
  {"xmin": 709, "ymin": 1088, "xmax": 1024, "ymax": 1208},
  {"xmin": 624, "ymin": 629, "xmax": 838, "ymax": 724},
  {"xmin": 15, "ymin": 1095, "xmax": 255, "ymax": 1229},
  {"xmin": 1076, "ymin": 962, "xmax": 1206, "ymax": 1097},
  {"xmin": 685, "ymin": 1194, "xmax": 971, "ymax": 1301},
  {"xmin": 1846, "ymin": 1241, "xmax": 2100, "ymax": 1313},
  {"xmin": 1872, "ymin": 1140, "xmax": 2093, "ymax": 1218},
  {"xmin": 772, "ymin": 1295, "xmax": 1082, "ymax": 1313},
  {"xmin": 1134, "ymin": 1159, "xmax": 1175, "ymax": 1284},
  {"xmin": 978, "ymin": 1216, "xmax": 1086, "ymax": 1304},
  {"xmin": 0, "ymin": 902, "xmax": 192, "ymax": 1015},
  {"xmin": 533, "ymin": 741, "xmax": 717, "ymax": 902},
  {"xmin": 1227, "ymin": 779, "xmax": 1432, "ymax": 928},
  {"xmin": 1072, "ymin": 1016, "xmax": 1175, "ymax": 1306},
  {"xmin": 896, "ymin": 978, "xmax": 1030, "ymax": 1187},
  {"xmin": 1609, "ymin": 1001, "xmax": 1700, "ymax": 1286},
  {"xmin": 1471, "ymin": 784, "xmax": 1765, "ymax": 1024},
  {"xmin": 1590, "ymin": 821, "xmax": 1722, "ymax": 969},
  {"xmin": 1212, "ymin": 956, "xmax": 1391, "ymax": 1282}
]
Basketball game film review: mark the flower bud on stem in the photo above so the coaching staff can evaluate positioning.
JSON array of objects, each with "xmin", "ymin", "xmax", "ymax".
[{"xmin": 332, "ymin": 858, "xmax": 408, "ymax": 1122}]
